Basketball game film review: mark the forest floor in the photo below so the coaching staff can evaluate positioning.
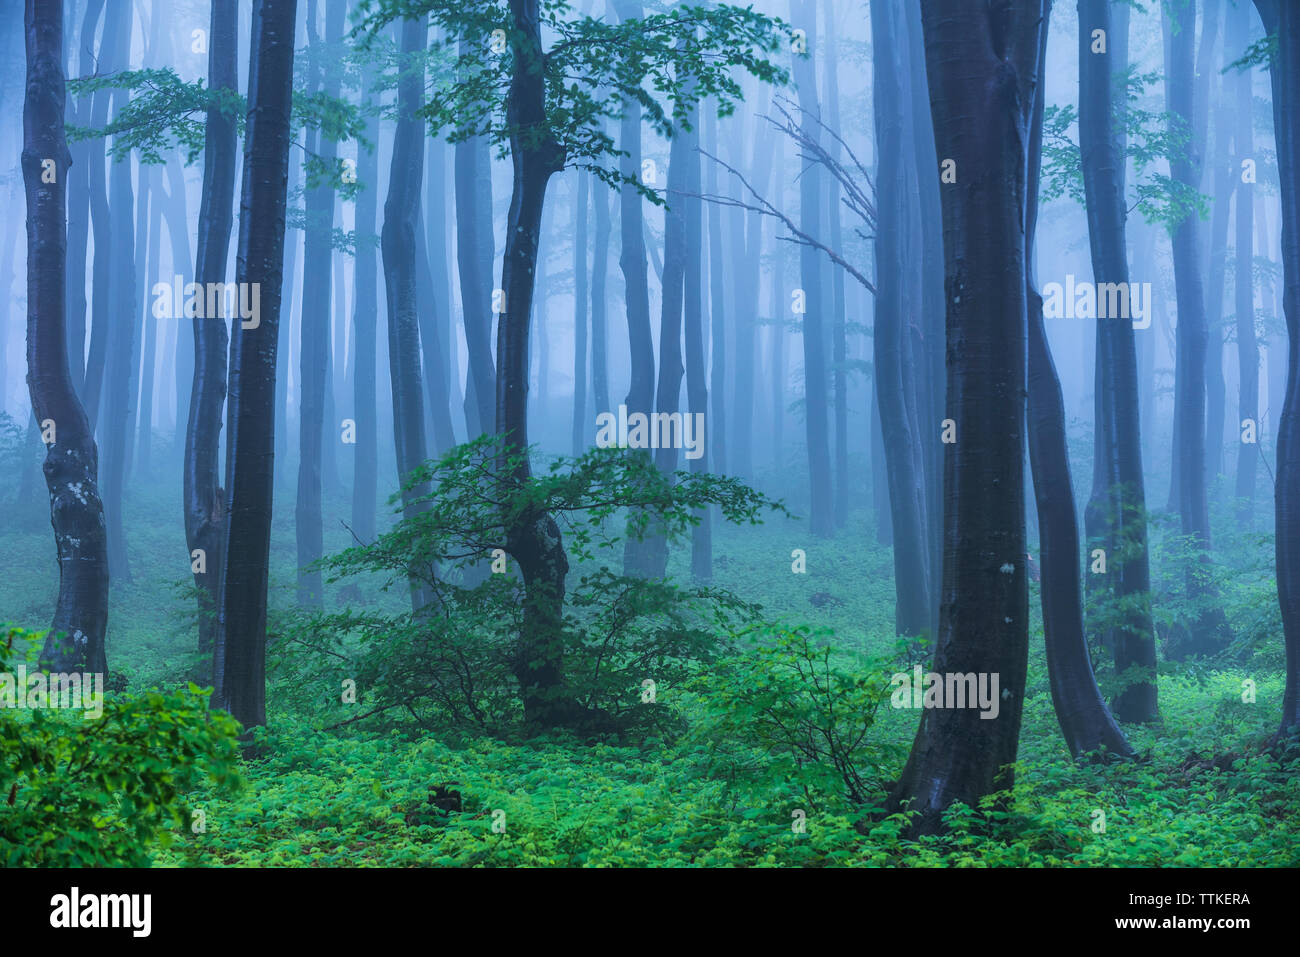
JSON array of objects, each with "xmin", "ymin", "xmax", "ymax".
[{"xmin": 2, "ymin": 465, "xmax": 1297, "ymax": 867}]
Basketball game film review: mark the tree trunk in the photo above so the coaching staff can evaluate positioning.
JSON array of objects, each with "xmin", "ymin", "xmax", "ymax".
[
  {"xmin": 1079, "ymin": 0, "xmax": 1158, "ymax": 723},
  {"xmin": 1164, "ymin": 0, "xmax": 1232, "ymax": 658},
  {"xmin": 24, "ymin": 0, "xmax": 111, "ymax": 674},
  {"xmin": 870, "ymin": 0, "xmax": 930, "ymax": 639},
  {"xmin": 1232, "ymin": 9, "xmax": 1261, "ymax": 529},
  {"xmin": 214, "ymin": 0, "xmax": 298, "ymax": 733},
  {"xmin": 791, "ymin": 0, "xmax": 833, "ymax": 538},
  {"xmin": 497, "ymin": 0, "xmax": 574, "ymax": 729},
  {"xmin": 572, "ymin": 171, "xmax": 589, "ymax": 454},
  {"xmin": 185, "ymin": 0, "xmax": 237, "ymax": 657},
  {"xmin": 1253, "ymin": 0, "xmax": 1300, "ymax": 744},
  {"xmin": 1026, "ymin": 2, "xmax": 1132, "ymax": 760},
  {"xmin": 350, "ymin": 50, "xmax": 380, "ymax": 545},
  {"xmin": 295, "ymin": 0, "xmax": 344, "ymax": 608},
  {"xmin": 884, "ymin": 0, "xmax": 1045, "ymax": 837}
]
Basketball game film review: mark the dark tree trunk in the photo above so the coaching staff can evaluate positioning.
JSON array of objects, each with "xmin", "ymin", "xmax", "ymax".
[
  {"xmin": 614, "ymin": 0, "xmax": 658, "ymax": 579},
  {"xmin": 497, "ymin": 0, "xmax": 575, "ymax": 729},
  {"xmin": 1162, "ymin": 0, "xmax": 1232, "ymax": 657},
  {"xmin": 884, "ymin": 0, "xmax": 1045, "ymax": 837},
  {"xmin": 382, "ymin": 13, "xmax": 433, "ymax": 614},
  {"xmin": 1026, "ymin": 2, "xmax": 1133, "ymax": 760},
  {"xmin": 214, "ymin": 0, "xmax": 298, "ymax": 732},
  {"xmin": 185, "ymin": 0, "xmax": 237, "ymax": 657},
  {"xmin": 295, "ymin": 0, "xmax": 344, "ymax": 608},
  {"xmin": 24, "ymin": 0, "xmax": 110, "ymax": 674},
  {"xmin": 351, "ymin": 55, "xmax": 380, "ymax": 545},
  {"xmin": 1254, "ymin": 0, "xmax": 1300, "ymax": 744},
  {"xmin": 870, "ymin": 0, "xmax": 929, "ymax": 639},
  {"xmin": 1079, "ymin": 0, "xmax": 1158, "ymax": 723},
  {"xmin": 572, "ymin": 171, "xmax": 589, "ymax": 454}
]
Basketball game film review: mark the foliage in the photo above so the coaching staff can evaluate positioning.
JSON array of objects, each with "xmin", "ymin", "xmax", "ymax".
[
  {"xmin": 272, "ymin": 435, "xmax": 784, "ymax": 738},
  {"xmin": 1040, "ymin": 68, "xmax": 1208, "ymax": 230},
  {"xmin": 0, "ymin": 627, "xmax": 242, "ymax": 867},
  {"xmin": 354, "ymin": 0, "xmax": 792, "ymax": 200}
]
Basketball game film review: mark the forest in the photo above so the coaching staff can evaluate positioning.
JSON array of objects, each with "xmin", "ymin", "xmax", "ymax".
[{"xmin": 1, "ymin": 0, "xmax": 1299, "ymax": 874}]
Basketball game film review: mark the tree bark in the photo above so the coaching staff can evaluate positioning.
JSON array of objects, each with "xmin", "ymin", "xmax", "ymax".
[
  {"xmin": 885, "ymin": 0, "xmax": 1045, "ymax": 836},
  {"xmin": 185, "ymin": 0, "xmax": 237, "ymax": 656},
  {"xmin": 1079, "ymin": 0, "xmax": 1158, "ymax": 722},
  {"xmin": 214, "ymin": 0, "xmax": 298, "ymax": 732},
  {"xmin": 24, "ymin": 0, "xmax": 110, "ymax": 674}
]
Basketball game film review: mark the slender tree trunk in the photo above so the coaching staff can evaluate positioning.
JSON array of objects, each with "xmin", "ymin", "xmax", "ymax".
[
  {"xmin": 591, "ymin": 162, "xmax": 611, "ymax": 421},
  {"xmin": 454, "ymin": 53, "xmax": 496, "ymax": 439},
  {"xmin": 295, "ymin": 0, "xmax": 344, "ymax": 608},
  {"xmin": 497, "ymin": 0, "xmax": 575, "ymax": 729},
  {"xmin": 870, "ymin": 0, "xmax": 929, "ymax": 639},
  {"xmin": 1205, "ymin": 13, "xmax": 1232, "ymax": 494},
  {"xmin": 1232, "ymin": 9, "xmax": 1261, "ymax": 529},
  {"xmin": 24, "ymin": 0, "xmax": 110, "ymax": 674},
  {"xmin": 99, "ymin": 0, "xmax": 136, "ymax": 583},
  {"xmin": 381, "ymin": 12, "xmax": 434, "ymax": 617},
  {"xmin": 1080, "ymin": 0, "xmax": 1158, "ymax": 723},
  {"xmin": 823, "ymin": 0, "xmax": 847, "ymax": 528},
  {"xmin": 791, "ymin": 0, "xmax": 833, "ymax": 538},
  {"xmin": 350, "ymin": 55, "xmax": 380, "ymax": 545},
  {"xmin": 63, "ymin": 0, "xmax": 101, "ymax": 398},
  {"xmin": 572, "ymin": 171, "xmax": 589, "ymax": 454},
  {"xmin": 214, "ymin": 0, "xmax": 298, "ymax": 733},
  {"xmin": 185, "ymin": 0, "xmax": 237, "ymax": 657},
  {"xmin": 702, "ymin": 104, "xmax": 726, "ymax": 476},
  {"xmin": 1026, "ymin": 2, "xmax": 1133, "ymax": 760},
  {"xmin": 1164, "ymin": 0, "xmax": 1232, "ymax": 657}
]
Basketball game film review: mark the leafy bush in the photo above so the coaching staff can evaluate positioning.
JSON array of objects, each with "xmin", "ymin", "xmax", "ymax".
[
  {"xmin": 273, "ymin": 436, "xmax": 782, "ymax": 738},
  {"xmin": 0, "ymin": 627, "xmax": 243, "ymax": 866}
]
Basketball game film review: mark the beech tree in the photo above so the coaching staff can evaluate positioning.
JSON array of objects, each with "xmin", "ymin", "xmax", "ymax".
[
  {"xmin": 884, "ymin": 0, "xmax": 1048, "ymax": 836},
  {"xmin": 23, "ymin": 0, "xmax": 110, "ymax": 674},
  {"xmin": 214, "ymin": 0, "xmax": 299, "ymax": 732}
]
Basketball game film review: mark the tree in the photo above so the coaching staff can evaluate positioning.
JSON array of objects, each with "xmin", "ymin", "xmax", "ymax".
[
  {"xmin": 23, "ymin": 0, "xmax": 110, "ymax": 674},
  {"xmin": 381, "ymin": 11, "xmax": 434, "ymax": 613},
  {"xmin": 214, "ymin": 0, "xmax": 299, "ymax": 732},
  {"xmin": 1253, "ymin": 0, "xmax": 1300, "ymax": 746},
  {"xmin": 296, "ymin": 0, "xmax": 346, "ymax": 609},
  {"xmin": 1164, "ymin": 0, "xmax": 1232, "ymax": 658},
  {"xmin": 790, "ymin": 0, "xmax": 833, "ymax": 539},
  {"xmin": 1078, "ymin": 0, "xmax": 1158, "ymax": 723},
  {"xmin": 359, "ymin": 0, "xmax": 787, "ymax": 728},
  {"xmin": 869, "ymin": 0, "xmax": 930, "ymax": 640},
  {"xmin": 351, "ymin": 46, "xmax": 382, "ymax": 546},
  {"xmin": 884, "ymin": 0, "xmax": 1047, "ymax": 836},
  {"xmin": 185, "ymin": 0, "xmax": 239, "ymax": 655},
  {"xmin": 1026, "ymin": 0, "xmax": 1132, "ymax": 760}
]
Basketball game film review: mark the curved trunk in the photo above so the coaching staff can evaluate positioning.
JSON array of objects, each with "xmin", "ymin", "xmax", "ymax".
[
  {"xmin": 25, "ymin": 0, "xmax": 110, "ymax": 674},
  {"xmin": 185, "ymin": 0, "xmax": 238, "ymax": 656}
]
